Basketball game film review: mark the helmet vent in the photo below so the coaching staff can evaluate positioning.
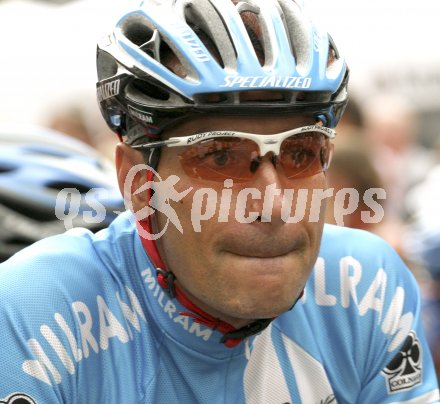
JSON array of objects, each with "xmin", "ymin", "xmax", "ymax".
[
  {"xmin": 97, "ymin": 50, "xmax": 118, "ymax": 81},
  {"xmin": 127, "ymin": 78, "xmax": 170, "ymax": 102},
  {"xmin": 189, "ymin": 23, "xmax": 224, "ymax": 68},
  {"xmin": 239, "ymin": 90, "xmax": 287, "ymax": 103},
  {"xmin": 46, "ymin": 182, "xmax": 92, "ymax": 194},
  {"xmin": 159, "ymin": 38, "xmax": 191, "ymax": 78},
  {"xmin": 327, "ymin": 35, "xmax": 339, "ymax": 68},
  {"xmin": 182, "ymin": 3, "xmax": 225, "ymax": 69},
  {"xmin": 120, "ymin": 14, "xmax": 168, "ymax": 65},
  {"xmin": 238, "ymin": 9, "xmax": 265, "ymax": 66},
  {"xmin": 120, "ymin": 14, "xmax": 156, "ymax": 48},
  {"xmin": 0, "ymin": 166, "xmax": 13, "ymax": 174},
  {"xmin": 193, "ymin": 92, "xmax": 229, "ymax": 104},
  {"xmin": 0, "ymin": 198, "xmax": 56, "ymax": 222}
]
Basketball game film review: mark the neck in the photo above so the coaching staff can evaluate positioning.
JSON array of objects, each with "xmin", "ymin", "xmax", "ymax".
[{"xmin": 173, "ymin": 279, "xmax": 254, "ymax": 329}]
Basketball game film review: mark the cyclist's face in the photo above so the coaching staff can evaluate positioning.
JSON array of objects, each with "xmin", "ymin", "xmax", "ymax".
[{"xmin": 153, "ymin": 114, "xmax": 329, "ymax": 327}]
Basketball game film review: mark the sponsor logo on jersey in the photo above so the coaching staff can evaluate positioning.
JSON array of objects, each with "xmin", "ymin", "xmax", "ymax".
[
  {"xmin": 382, "ymin": 331, "xmax": 422, "ymax": 393},
  {"xmin": 320, "ymin": 395, "xmax": 337, "ymax": 404},
  {"xmin": 21, "ymin": 285, "xmax": 148, "ymax": 386},
  {"xmin": 282, "ymin": 395, "xmax": 335, "ymax": 404},
  {"xmin": 0, "ymin": 393, "xmax": 36, "ymax": 404}
]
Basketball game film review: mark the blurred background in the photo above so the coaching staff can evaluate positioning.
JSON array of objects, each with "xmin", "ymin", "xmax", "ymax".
[{"xmin": 0, "ymin": 0, "xmax": 439, "ymax": 377}]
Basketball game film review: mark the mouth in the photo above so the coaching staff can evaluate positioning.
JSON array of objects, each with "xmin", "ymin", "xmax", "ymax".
[
  {"xmin": 225, "ymin": 248, "xmax": 292, "ymax": 259},
  {"xmin": 222, "ymin": 237, "xmax": 306, "ymax": 259},
  {"xmin": 219, "ymin": 228, "xmax": 309, "ymax": 261},
  {"xmin": 221, "ymin": 247, "xmax": 299, "ymax": 278}
]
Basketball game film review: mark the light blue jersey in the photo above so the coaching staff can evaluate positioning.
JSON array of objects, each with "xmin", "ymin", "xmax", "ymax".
[{"xmin": 0, "ymin": 211, "xmax": 438, "ymax": 403}]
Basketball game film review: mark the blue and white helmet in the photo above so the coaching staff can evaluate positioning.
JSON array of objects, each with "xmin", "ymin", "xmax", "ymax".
[
  {"xmin": 0, "ymin": 125, "xmax": 124, "ymax": 262},
  {"xmin": 97, "ymin": 0, "xmax": 349, "ymax": 140}
]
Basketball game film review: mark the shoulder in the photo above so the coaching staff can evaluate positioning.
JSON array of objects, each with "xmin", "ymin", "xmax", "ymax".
[
  {"xmin": 0, "ymin": 211, "xmax": 155, "ymax": 396},
  {"xmin": 321, "ymin": 223, "xmax": 399, "ymax": 256},
  {"xmin": 0, "ymin": 211, "xmax": 144, "ymax": 315},
  {"xmin": 298, "ymin": 226, "xmax": 421, "ymax": 361},
  {"xmin": 314, "ymin": 225, "xmax": 420, "ymax": 317},
  {"xmin": 1, "ymin": 209, "xmax": 138, "ymax": 265},
  {"xmin": 272, "ymin": 226, "xmax": 430, "ymax": 398},
  {"xmin": 319, "ymin": 224, "xmax": 414, "ymax": 282}
]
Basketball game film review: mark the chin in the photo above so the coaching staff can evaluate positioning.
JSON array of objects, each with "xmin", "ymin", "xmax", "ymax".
[{"xmin": 227, "ymin": 291, "xmax": 300, "ymax": 321}]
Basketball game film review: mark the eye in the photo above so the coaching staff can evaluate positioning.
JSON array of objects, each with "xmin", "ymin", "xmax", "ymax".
[
  {"xmin": 290, "ymin": 147, "xmax": 316, "ymax": 167},
  {"xmin": 282, "ymin": 134, "xmax": 323, "ymax": 169},
  {"xmin": 213, "ymin": 150, "xmax": 230, "ymax": 166},
  {"xmin": 202, "ymin": 148, "xmax": 231, "ymax": 167},
  {"xmin": 292, "ymin": 149, "xmax": 307, "ymax": 165},
  {"xmin": 193, "ymin": 140, "xmax": 233, "ymax": 166}
]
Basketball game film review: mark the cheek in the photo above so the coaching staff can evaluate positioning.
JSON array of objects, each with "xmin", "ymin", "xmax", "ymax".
[
  {"xmin": 288, "ymin": 173, "xmax": 329, "ymax": 222},
  {"xmin": 291, "ymin": 174, "xmax": 327, "ymax": 255},
  {"xmin": 151, "ymin": 173, "xmax": 217, "ymax": 274}
]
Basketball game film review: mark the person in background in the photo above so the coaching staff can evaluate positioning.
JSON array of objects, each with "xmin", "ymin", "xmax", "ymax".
[
  {"xmin": 325, "ymin": 139, "xmax": 407, "ymax": 257},
  {"xmin": 405, "ymin": 164, "xmax": 440, "ymax": 379},
  {"xmin": 0, "ymin": 124, "xmax": 123, "ymax": 262},
  {"xmin": 43, "ymin": 101, "xmax": 119, "ymax": 161},
  {"xmin": 364, "ymin": 94, "xmax": 437, "ymax": 220}
]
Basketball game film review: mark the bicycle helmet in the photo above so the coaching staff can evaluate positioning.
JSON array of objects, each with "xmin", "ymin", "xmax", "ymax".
[
  {"xmin": 97, "ymin": 0, "xmax": 349, "ymax": 142},
  {"xmin": 0, "ymin": 125, "xmax": 124, "ymax": 262}
]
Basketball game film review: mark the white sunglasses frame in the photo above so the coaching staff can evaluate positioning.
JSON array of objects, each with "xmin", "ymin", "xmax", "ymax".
[{"xmin": 130, "ymin": 125, "xmax": 336, "ymax": 157}]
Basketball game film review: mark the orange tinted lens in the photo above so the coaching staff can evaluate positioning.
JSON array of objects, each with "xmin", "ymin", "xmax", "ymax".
[
  {"xmin": 280, "ymin": 133, "xmax": 329, "ymax": 179},
  {"xmin": 178, "ymin": 133, "xmax": 330, "ymax": 182},
  {"xmin": 178, "ymin": 138, "xmax": 258, "ymax": 182}
]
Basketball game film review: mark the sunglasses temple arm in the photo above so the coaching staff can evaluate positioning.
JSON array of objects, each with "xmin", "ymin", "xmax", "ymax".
[{"xmin": 130, "ymin": 138, "xmax": 182, "ymax": 150}]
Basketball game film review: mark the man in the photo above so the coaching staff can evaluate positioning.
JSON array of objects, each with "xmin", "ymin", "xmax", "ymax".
[{"xmin": 0, "ymin": 1, "xmax": 438, "ymax": 403}]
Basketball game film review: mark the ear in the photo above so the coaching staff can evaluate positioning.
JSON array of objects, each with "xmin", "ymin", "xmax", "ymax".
[{"xmin": 115, "ymin": 143, "xmax": 150, "ymax": 213}]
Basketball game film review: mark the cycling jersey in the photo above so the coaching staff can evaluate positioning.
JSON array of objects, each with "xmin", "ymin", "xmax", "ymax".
[{"xmin": 0, "ymin": 211, "xmax": 438, "ymax": 403}]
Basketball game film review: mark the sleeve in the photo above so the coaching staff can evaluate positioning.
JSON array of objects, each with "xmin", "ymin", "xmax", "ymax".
[{"xmin": 356, "ymin": 239, "xmax": 440, "ymax": 404}]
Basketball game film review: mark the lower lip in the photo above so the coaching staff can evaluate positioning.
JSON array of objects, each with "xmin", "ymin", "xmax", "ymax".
[
  {"xmin": 229, "ymin": 252, "xmax": 289, "ymax": 259},
  {"xmin": 224, "ymin": 252, "xmax": 293, "ymax": 273}
]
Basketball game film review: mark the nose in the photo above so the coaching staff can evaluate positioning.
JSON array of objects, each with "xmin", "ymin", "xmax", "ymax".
[
  {"xmin": 249, "ymin": 153, "xmax": 285, "ymax": 192},
  {"xmin": 245, "ymin": 153, "xmax": 286, "ymax": 225},
  {"xmin": 249, "ymin": 153, "xmax": 278, "ymax": 175}
]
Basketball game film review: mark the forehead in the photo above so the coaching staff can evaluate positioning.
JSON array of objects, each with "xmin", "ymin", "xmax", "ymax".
[{"xmin": 162, "ymin": 113, "xmax": 316, "ymax": 139}]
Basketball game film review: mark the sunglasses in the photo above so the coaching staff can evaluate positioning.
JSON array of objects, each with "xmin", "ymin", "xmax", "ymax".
[{"xmin": 130, "ymin": 125, "xmax": 336, "ymax": 182}]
